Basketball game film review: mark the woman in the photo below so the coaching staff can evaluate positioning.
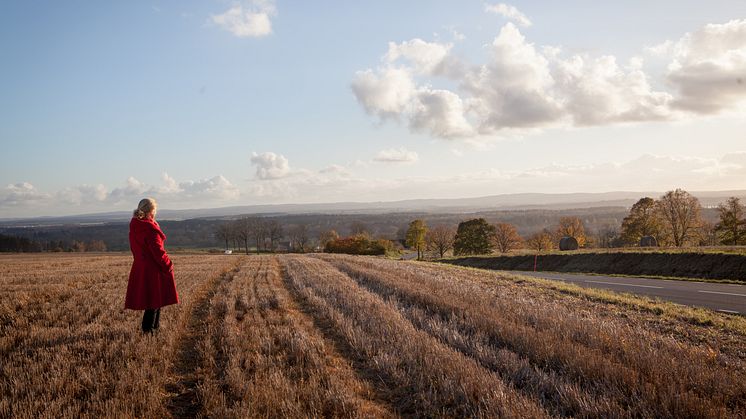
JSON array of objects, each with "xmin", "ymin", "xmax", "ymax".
[{"xmin": 125, "ymin": 198, "xmax": 179, "ymax": 333}]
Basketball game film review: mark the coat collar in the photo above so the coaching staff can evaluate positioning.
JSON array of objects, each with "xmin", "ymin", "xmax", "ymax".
[{"xmin": 131, "ymin": 216, "xmax": 166, "ymax": 238}]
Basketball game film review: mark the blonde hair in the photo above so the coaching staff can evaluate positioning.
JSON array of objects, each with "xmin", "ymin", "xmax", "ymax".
[{"xmin": 133, "ymin": 198, "xmax": 157, "ymax": 219}]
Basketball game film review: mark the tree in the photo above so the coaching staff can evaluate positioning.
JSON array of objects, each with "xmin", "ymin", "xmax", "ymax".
[
  {"xmin": 526, "ymin": 229, "xmax": 555, "ymax": 252},
  {"xmin": 349, "ymin": 221, "xmax": 370, "ymax": 237},
  {"xmin": 266, "ymin": 219, "xmax": 284, "ymax": 252},
  {"xmin": 595, "ymin": 225, "xmax": 622, "ymax": 248},
  {"xmin": 426, "ymin": 225, "xmax": 456, "ymax": 258},
  {"xmin": 250, "ymin": 217, "xmax": 267, "ymax": 254},
  {"xmin": 555, "ymin": 216, "xmax": 587, "ymax": 247},
  {"xmin": 318, "ymin": 229, "xmax": 339, "ymax": 250},
  {"xmin": 656, "ymin": 189, "xmax": 703, "ymax": 247},
  {"xmin": 715, "ymin": 197, "xmax": 746, "ymax": 245},
  {"xmin": 453, "ymin": 218, "xmax": 495, "ymax": 256},
  {"xmin": 493, "ymin": 223, "xmax": 522, "ymax": 253},
  {"xmin": 235, "ymin": 218, "xmax": 254, "ymax": 254},
  {"xmin": 215, "ymin": 223, "xmax": 232, "ymax": 250},
  {"xmin": 621, "ymin": 197, "xmax": 661, "ymax": 246},
  {"xmin": 405, "ymin": 219, "xmax": 428, "ymax": 260},
  {"xmin": 288, "ymin": 224, "xmax": 310, "ymax": 252},
  {"xmin": 698, "ymin": 221, "xmax": 718, "ymax": 247},
  {"xmin": 86, "ymin": 240, "xmax": 107, "ymax": 252}
]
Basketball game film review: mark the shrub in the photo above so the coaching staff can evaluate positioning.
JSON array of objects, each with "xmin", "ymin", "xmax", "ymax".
[{"xmin": 324, "ymin": 234, "xmax": 390, "ymax": 255}]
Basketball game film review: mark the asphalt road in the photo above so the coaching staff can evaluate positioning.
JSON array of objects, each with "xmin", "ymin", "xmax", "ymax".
[{"xmin": 507, "ymin": 271, "xmax": 746, "ymax": 315}]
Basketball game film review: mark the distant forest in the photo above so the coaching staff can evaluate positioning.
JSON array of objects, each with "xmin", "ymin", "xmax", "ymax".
[{"xmin": 0, "ymin": 206, "xmax": 720, "ymax": 252}]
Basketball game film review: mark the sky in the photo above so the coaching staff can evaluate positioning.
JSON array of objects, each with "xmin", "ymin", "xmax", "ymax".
[{"xmin": 1, "ymin": 1, "xmax": 745, "ymax": 217}]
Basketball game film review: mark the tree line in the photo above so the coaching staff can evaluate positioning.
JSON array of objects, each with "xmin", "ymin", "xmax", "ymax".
[
  {"xmin": 213, "ymin": 217, "xmax": 398, "ymax": 255},
  {"xmin": 402, "ymin": 189, "xmax": 746, "ymax": 258},
  {"xmin": 0, "ymin": 234, "xmax": 107, "ymax": 253}
]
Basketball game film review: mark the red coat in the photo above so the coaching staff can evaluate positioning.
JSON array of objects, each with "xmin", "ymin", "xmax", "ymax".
[{"xmin": 125, "ymin": 217, "xmax": 179, "ymax": 310}]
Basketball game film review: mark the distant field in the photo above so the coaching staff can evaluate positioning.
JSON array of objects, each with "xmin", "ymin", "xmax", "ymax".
[{"xmin": 1, "ymin": 253, "xmax": 745, "ymax": 417}]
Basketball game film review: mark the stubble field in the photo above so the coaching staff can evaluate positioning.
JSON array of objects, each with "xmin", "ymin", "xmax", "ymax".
[{"xmin": 1, "ymin": 253, "xmax": 745, "ymax": 418}]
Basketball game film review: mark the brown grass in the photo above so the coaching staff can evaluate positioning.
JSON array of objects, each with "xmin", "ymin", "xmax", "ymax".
[
  {"xmin": 0, "ymin": 253, "xmax": 238, "ymax": 418},
  {"xmin": 2, "ymin": 252, "xmax": 744, "ymax": 418},
  {"xmin": 195, "ymin": 255, "xmax": 394, "ymax": 417},
  {"xmin": 318, "ymin": 254, "xmax": 746, "ymax": 418}
]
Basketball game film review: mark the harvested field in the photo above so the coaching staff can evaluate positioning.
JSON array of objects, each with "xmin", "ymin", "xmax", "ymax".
[{"xmin": 1, "ymin": 253, "xmax": 745, "ymax": 418}]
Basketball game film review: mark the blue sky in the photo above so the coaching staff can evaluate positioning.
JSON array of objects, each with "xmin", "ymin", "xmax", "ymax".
[{"xmin": 1, "ymin": 1, "xmax": 746, "ymax": 217}]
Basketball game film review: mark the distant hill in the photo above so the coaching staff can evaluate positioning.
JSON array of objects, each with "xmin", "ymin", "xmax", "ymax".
[{"xmin": 1, "ymin": 189, "xmax": 743, "ymax": 227}]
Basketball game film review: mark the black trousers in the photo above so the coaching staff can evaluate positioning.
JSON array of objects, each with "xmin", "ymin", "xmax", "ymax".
[{"xmin": 142, "ymin": 308, "xmax": 160, "ymax": 333}]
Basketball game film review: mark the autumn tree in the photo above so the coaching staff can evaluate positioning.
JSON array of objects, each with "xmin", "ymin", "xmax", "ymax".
[
  {"xmin": 555, "ymin": 216, "xmax": 587, "ymax": 247},
  {"xmin": 492, "ymin": 223, "xmax": 522, "ymax": 253},
  {"xmin": 656, "ymin": 189, "xmax": 703, "ymax": 247},
  {"xmin": 426, "ymin": 225, "xmax": 456, "ymax": 258},
  {"xmin": 453, "ymin": 218, "xmax": 495, "ymax": 256},
  {"xmin": 405, "ymin": 219, "xmax": 428, "ymax": 260},
  {"xmin": 621, "ymin": 197, "xmax": 661, "ymax": 246},
  {"xmin": 526, "ymin": 229, "xmax": 555, "ymax": 252},
  {"xmin": 318, "ymin": 229, "xmax": 339, "ymax": 250},
  {"xmin": 715, "ymin": 197, "xmax": 746, "ymax": 245}
]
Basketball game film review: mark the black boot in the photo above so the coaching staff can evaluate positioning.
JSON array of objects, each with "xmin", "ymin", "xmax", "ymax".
[{"xmin": 142, "ymin": 309, "xmax": 157, "ymax": 334}]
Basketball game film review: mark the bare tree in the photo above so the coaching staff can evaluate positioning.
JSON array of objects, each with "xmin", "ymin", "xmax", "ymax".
[
  {"xmin": 247, "ymin": 217, "xmax": 267, "ymax": 254},
  {"xmin": 425, "ymin": 225, "xmax": 456, "ymax": 258},
  {"xmin": 289, "ymin": 224, "xmax": 310, "ymax": 253},
  {"xmin": 214, "ymin": 223, "xmax": 232, "ymax": 250},
  {"xmin": 266, "ymin": 219, "xmax": 284, "ymax": 252},
  {"xmin": 493, "ymin": 223, "xmax": 523, "ymax": 253},
  {"xmin": 656, "ymin": 189, "xmax": 703, "ymax": 247},
  {"xmin": 350, "ymin": 221, "xmax": 370, "ymax": 237},
  {"xmin": 235, "ymin": 218, "xmax": 254, "ymax": 255},
  {"xmin": 595, "ymin": 225, "xmax": 621, "ymax": 248}
]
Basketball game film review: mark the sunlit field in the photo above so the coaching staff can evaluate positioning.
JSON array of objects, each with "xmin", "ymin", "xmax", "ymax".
[{"xmin": 2, "ymin": 253, "xmax": 745, "ymax": 418}]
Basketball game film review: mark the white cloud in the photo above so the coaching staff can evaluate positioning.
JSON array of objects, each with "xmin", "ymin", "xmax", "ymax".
[
  {"xmin": 210, "ymin": 1, "xmax": 276, "ymax": 38},
  {"xmin": 410, "ymin": 89, "xmax": 474, "ymax": 137},
  {"xmin": 109, "ymin": 176, "xmax": 149, "ymax": 202},
  {"xmin": 385, "ymin": 39, "xmax": 453, "ymax": 74},
  {"xmin": 353, "ymin": 18, "xmax": 746, "ymax": 140},
  {"xmin": 250, "ymin": 151, "xmax": 291, "ymax": 180},
  {"xmin": 645, "ymin": 40, "xmax": 673, "ymax": 56},
  {"xmin": 666, "ymin": 19, "xmax": 746, "ymax": 113},
  {"xmin": 485, "ymin": 3, "xmax": 532, "ymax": 27},
  {"xmin": 0, "ymin": 182, "xmax": 49, "ymax": 207},
  {"xmin": 373, "ymin": 147, "xmax": 419, "ymax": 163},
  {"xmin": 56, "ymin": 184, "xmax": 108, "ymax": 205},
  {"xmin": 464, "ymin": 23, "xmax": 563, "ymax": 131},
  {"xmin": 177, "ymin": 175, "xmax": 240, "ymax": 200},
  {"xmin": 351, "ymin": 67, "xmax": 418, "ymax": 119}
]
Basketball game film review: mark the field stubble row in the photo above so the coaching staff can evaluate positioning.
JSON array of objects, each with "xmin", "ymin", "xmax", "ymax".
[
  {"xmin": 0, "ymin": 253, "xmax": 239, "ymax": 418},
  {"xmin": 2, "ymin": 253, "xmax": 745, "ymax": 418},
  {"xmin": 318, "ymin": 254, "xmax": 746, "ymax": 417}
]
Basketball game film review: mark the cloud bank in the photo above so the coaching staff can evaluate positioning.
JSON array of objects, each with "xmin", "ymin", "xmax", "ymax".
[{"xmin": 352, "ymin": 15, "xmax": 746, "ymax": 140}]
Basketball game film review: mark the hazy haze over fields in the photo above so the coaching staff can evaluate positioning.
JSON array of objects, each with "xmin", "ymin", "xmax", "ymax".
[{"xmin": 1, "ymin": 1, "xmax": 745, "ymax": 217}]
